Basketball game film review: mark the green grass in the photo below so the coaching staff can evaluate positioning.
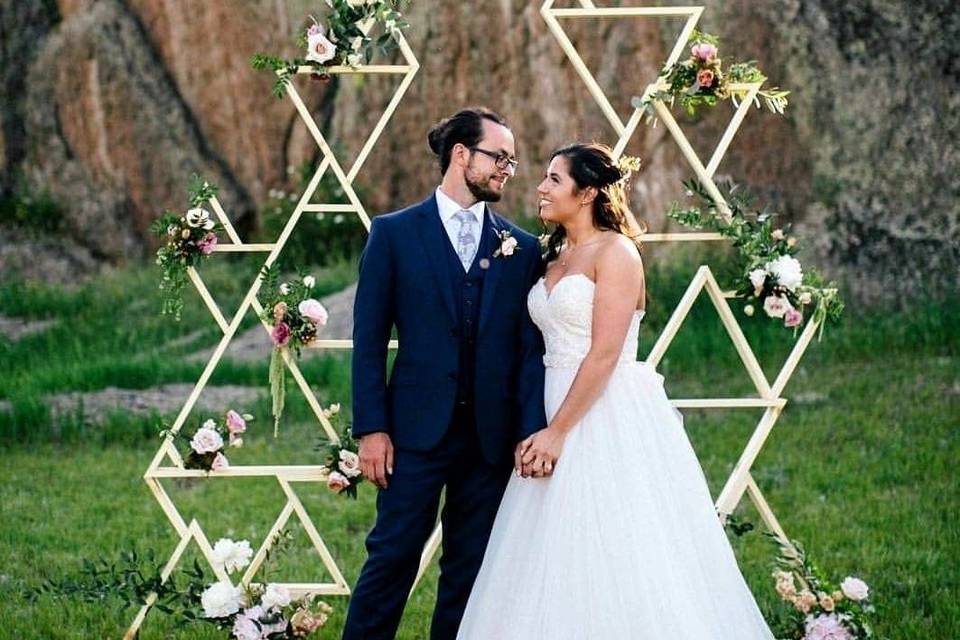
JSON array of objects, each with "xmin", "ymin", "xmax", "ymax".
[{"xmin": 0, "ymin": 255, "xmax": 957, "ymax": 638}]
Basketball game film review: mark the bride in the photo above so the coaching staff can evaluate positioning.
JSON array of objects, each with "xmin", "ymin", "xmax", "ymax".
[{"xmin": 456, "ymin": 143, "xmax": 775, "ymax": 638}]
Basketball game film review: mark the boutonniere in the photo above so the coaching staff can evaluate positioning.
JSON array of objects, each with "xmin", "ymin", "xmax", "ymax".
[{"xmin": 491, "ymin": 229, "xmax": 520, "ymax": 258}]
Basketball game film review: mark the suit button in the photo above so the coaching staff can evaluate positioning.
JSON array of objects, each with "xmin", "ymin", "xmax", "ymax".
[
  {"xmin": 466, "ymin": 282, "xmax": 473, "ymax": 288},
  {"xmin": 447, "ymin": 372, "xmax": 457, "ymax": 381}
]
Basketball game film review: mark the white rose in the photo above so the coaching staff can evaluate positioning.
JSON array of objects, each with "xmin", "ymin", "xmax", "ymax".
[
  {"xmin": 840, "ymin": 576, "xmax": 869, "ymax": 601},
  {"xmin": 200, "ymin": 580, "xmax": 243, "ymax": 618},
  {"xmin": 299, "ymin": 299, "xmax": 329, "ymax": 326},
  {"xmin": 279, "ymin": 283, "xmax": 290, "ymax": 295},
  {"xmin": 338, "ymin": 450, "xmax": 362, "ymax": 478},
  {"xmin": 306, "ymin": 31, "xmax": 337, "ymax": 64},
  {"xmin": 303, "ymin": 275, "xmax": 316, "ymax": 288},
  {"xmin": 211, "ymin": 538, "xmax": 253, "ymax": 574},
  {"xmin": 191, "ymin": 427, "xmax": 223, "ymax": 454},
  {"xmin": 501, "ymin": 237, "xmax": 519, "ymax": 256},
  {"xmin": 764, "ymin": 254, "xmax": 803, "ymax": 291},
  {"xmin": 763, "ymin": 295, "xmax": 790, "ymax": 319},
  {"xmin": 185, "ymin": 207, "xmax": 211, "ymax": 229},
  {"xmin": 261, "ymin": 583, "xmax": 292, "ymax": 610}
]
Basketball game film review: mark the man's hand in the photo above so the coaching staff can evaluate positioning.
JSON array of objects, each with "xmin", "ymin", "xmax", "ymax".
[{"xmin": 359, "ymin": 432, "xmax": 394, "ymax": 489}]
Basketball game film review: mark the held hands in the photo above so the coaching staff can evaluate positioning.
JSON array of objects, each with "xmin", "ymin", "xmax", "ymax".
[
  {"xmin": 515, "ymin": 427, "xmax": 566, "ymax": 478},
  {"xmin": 359, "ymin": 432, "xmax": 394, "ymax": 489}
]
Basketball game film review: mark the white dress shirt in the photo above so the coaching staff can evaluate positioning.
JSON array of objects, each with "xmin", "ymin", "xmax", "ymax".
[{"xmin": 435, "ymin": 187, "xmax": 485, "ymax": 269}]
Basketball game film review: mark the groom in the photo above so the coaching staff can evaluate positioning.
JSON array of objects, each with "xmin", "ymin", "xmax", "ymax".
[{"xmin": 342, "ymin": 107, "xmax": 546, "ymax": 640}]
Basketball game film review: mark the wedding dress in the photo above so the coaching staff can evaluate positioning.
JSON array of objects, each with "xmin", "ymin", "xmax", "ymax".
[{"xmin": 456, "ymin": 273, "xmax": 775, "ymax": 639}]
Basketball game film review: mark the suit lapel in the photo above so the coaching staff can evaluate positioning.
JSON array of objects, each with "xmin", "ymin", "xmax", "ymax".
[
  {"xmin": 416, "ymin": 195, "xmax": 457, "ymax": 323},
  {"xmin": 478, "ymin": 207, "xmax": 505, "ymax": 335}
]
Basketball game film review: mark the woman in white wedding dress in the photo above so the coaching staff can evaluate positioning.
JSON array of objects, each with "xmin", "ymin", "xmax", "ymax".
[{"xmin": 456, "ymin": 143, "xmax": 775, "ymax": 639}]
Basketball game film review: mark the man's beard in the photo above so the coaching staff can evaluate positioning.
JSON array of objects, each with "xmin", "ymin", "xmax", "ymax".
[{"xmin": 465, "ymin": 171, "xmax": 503, "ymax": 202}]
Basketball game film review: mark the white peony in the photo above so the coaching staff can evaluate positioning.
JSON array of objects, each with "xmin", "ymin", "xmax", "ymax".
[
  {"xmin": 338, "ymin": 449, "xmax": 362, "ymax": 478},
  {"xmin": 306, "ymin": 30, "xmax": 336, "ymax": 64},
  {"xmin": 191, "ymin": 427, "xmax": 223, "ymax": 454},
  {"xmin": 764, "ymin": 254, "xmax": 803, "ymax": 291},
  {"xmin": 763, "ymin": 295, "xmax": 791, "ymax": 319},
  {"xmin": 200, "ymin": 580, "xmax": 243, "ymax": 618},
  {"xmin": 261, "ymin": 583, "xmax": 292, "ymax": 610},
  {"xmin": 840, "ymin": 576, "xmax": 869, "ymax": 601},
  {"xmin": 232, "ymin": 614, "xmax": 261, "ymax": 640},
  {"xmin": 211, "ymin": 538, "xmax": 253, "ymax": 574}
]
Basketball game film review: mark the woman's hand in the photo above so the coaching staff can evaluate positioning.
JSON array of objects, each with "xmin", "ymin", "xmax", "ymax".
[{"xmin": 517, "ymin": 427, "xmax": 567, "ymax": 478}]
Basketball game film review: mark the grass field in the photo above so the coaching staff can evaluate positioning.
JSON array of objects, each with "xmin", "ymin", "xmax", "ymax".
[{"xmin": 0, "ymin": 252, "xmax": 957, "ymax": 639}]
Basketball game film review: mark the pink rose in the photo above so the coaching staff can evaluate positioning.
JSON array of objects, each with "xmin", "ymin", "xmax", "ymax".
[
  {"xmin": 190, "ymin": 427, "xmax": 223, "ymax": 454},
  {"xmin": 225, "ymin": 410, "xmax": 246, "ymax": 435},
  {"xmin": 327, "ymin": 470, "xmax": 350, "ymax": 493},
  {"xmin": 271, "ymin": 321, "xmax": 291, "ymax": 347},
  {"xmin": 697, "ymin": 68, "xmax": 715, "ymax": 88},
  {"xmin": 784, "ymin": 307, "xmax": 803, "ymax": 328},
  {"xmin": 211, "ymin": 452, "xmax": 229, "ymax": 471},
  {"xmin": 763, "ymin": 295, "xmax": 790, "ymax": 319},
  {"xmin": 197, "ymin": 232, "xmax": 218, "ymax": 255},
  {"xmin": 298, "ymin": 299, "xmax": 329, "ymax": 326},
  {"xmin": 691, "ymin": 42, "xmax": 718, "ymax": 61},
  {"xmin": 803, "ymin": 613, "xmax": 854, "ymax": 640}
]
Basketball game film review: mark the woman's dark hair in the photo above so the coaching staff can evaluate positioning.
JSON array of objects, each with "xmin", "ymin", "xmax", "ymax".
[
  {"xmin": 543, "ymin": 142, "xmax": 646, "ymax": 261},
  {"xmin": 427, "ymin": 107, "xmax": 509, "ymax": 175}
]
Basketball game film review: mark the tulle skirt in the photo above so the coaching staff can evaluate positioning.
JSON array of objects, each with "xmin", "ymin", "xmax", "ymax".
[{"xmin": 456, "ymin": 361, "xmax": 775, "ymax": 639}]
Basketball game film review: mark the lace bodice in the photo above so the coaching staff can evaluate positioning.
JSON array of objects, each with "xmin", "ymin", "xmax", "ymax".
[{"xmin": 528, "ymin": 273, "xmax": 644, "ymax": 368}]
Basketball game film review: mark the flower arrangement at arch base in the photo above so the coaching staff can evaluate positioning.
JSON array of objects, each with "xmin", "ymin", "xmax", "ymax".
[
  {"xmin": 668, "ymin": 178, "xmax": 844, "ymax": 338},
  {"xmin": 251, "ymin": 0, "xmax": 412, "ymax": 97}
]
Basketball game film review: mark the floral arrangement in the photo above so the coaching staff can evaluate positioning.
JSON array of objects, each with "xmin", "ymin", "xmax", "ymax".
[
  {"xmin": 199, "ymin": 537, "xmax": 332, "ymax": 639},
  {"xmin": 491, "ymin": 229, "xmax": 519, "ymax": 259},
  {"xmin": 259, "ymin": 266, "xmax": 330, "ymax": 435},
  {"xmin": 316, "ymin": 403, "xmax": 365, "ymax": 498},
  {"xmin": 770, "ymin": 536, "xmax": 876, "ymax": 639},
  {"xmin": 668, "ymin": 178, "xmax": 843, "ymax": 338},
  {"xmin": 150, "ymin": 175, "xmax": 221, "ymax": 320},
  {"xmin": 251, "ymin": 0, "xmax": 411, "ymax": 97},
  {"xmin": 634, "ymin": 30, "xmax": 789, "ymax": 120},
  {"xmin": 160, "ymin": 409, "xmax": 252, "ymax": 471}
]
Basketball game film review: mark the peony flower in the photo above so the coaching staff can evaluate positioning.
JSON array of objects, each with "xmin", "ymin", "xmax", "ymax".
[
  {"xmin": 691, "ymin": 42, "xmax": 718, "ymax": 61},
  {"xmin": 840, "ymin": 576, "xmax": 869, "ymax": 601},
  {"xmin": 772, "ymin": 228, "xmax": 785, "ymax": 240},
  {"xmin": 306, "ymin": 28, "xmax": 336, "ymax": 64},
  {"xmin": 338, "ymin": 450, "xmax": 362, "ymax": 478},
  {"xmin": 501, "ymin": 236, "xmax": 519, "ymax": 256},
  {"xmin": 232, "ymin": 614, "xmax": 261, "ymax": 640},
  {"xmin": 185, "ymin": 207, "xmax": 214, "ymax": 230},
  {"xmin": 272, "ymin": 321, "xmax": 291, "ymax": 347},
  {"xmin": 784, "ymin": 307, "xmax": 803, "ymax": 328},
  {"xmin": 226, "ymin": 410, "xmax": 247, "ymax": 435},
  {"xmin": 697, "ymin": 68, "xmax": 715, "ymax": 88},
  {"xmin": 261, "ymin": 583, "xmax": 292, "ymax": 610},
  {"xmin": 743, "ymin": 304, "xmax": 755, "ymax": 317},
  {"xmin": 191, "ymin": 427, "xmax": 224, "ymax": 454},
  {"xmin": 299, "ymin": 299, "xmax": 329, "ymax": 326},
  {"xmin": 763, "ymin": 295, "xmax": 790, "ymax": 319},
  {"xmin": 748, "ymin": 268, "xmax": 766, "ymax": 295},
  {"xmin": 211, "ymin": 538, "xmax": 253, "ymax": 574},
  {"xmin": 803, "ymin": 613, "xmax": 854, "ymax": 640},
  {"xmin": 197, "ymin": 232, "xmax": 218, "ymax": 255},
  {"xmin": 303, "ymin": 275, "xmax": 316, "ymax": 288},
  {"xmin": 291, "ymin": 607, "xmax": 327, "ymax": 635},
  {"xmin": 765, "ymin": 254, "xmax": 804, "ymax": 291},
  {"xmin": 327, "ymin": 470, "xmax": 351, "ymax": 493},
  {"xmin": 200, "ymin": 580, "xmax": 243, "ymax": 618},
  {"xmin": 211, "ymin": 452, "xmax": 229, "ymax": 471}
]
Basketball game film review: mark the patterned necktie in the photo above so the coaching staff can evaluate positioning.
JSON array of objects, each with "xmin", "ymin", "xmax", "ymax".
[{"xmin": 454, "ymin": 209, "xmax": 478, "ymax": 270}]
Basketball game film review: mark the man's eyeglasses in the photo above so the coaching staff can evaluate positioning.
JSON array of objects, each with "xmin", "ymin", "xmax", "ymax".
[{"xmin": 470, "ymin": 147, "xmax": 519, "ymax": 173}]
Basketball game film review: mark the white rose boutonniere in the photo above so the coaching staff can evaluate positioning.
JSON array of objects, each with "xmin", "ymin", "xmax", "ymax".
[{"xmin": 491, "ymin": 229, "xmax": 520, "ymax": 258}]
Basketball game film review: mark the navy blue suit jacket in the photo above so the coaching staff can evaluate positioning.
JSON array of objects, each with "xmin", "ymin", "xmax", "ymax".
[{"xmin": 351, "ymin": 194, "xmax": 547, "ymax": 464}]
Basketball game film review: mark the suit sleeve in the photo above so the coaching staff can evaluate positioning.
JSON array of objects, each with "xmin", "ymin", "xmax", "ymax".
[
  {"xmin": 516, "ymin": 241, "xmax": 547, "ymax": 440},
  {"xmin": 351, "ymin": 216, "xmax": 394, "ymax": 437}
]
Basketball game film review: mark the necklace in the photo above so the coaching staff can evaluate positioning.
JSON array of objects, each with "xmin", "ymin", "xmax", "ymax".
[{"xmin": 559, "ymin": 232, "xmax": 608, "ymax": 267}]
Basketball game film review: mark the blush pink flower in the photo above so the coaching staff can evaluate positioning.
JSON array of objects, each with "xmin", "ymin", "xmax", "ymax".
[
  {"xmin": 784, "ymin": 307, "xmax": 803, "ymax": 328},
  {"xmin": 271, "ymin": 321, "xmax": 291, "ymax": 347},
  {"xmin": 697, "ymin": 68, "xmax": 715, "ymax": 88},
  {"xmin": 327, "ymin": 470, "xmax": 350, "ymax": 493},
  {"xmin": 191, "ymin": 427, "xmax": 223, "ymax": 454},
  {"xmin": 691, "ymin": 42, "xmax": 718, "ymax": 62},
  {"xmin": 197, "ymin": 232, "xmax": 218, "ymax": 255},
  {"xmin": 299, "ymin": 299, "xmax": 329, "ymax": 326},
  {"xmin": 804, "ymin": 613, "xmax": 854, "ymax": 640},
  {"xmin": 211, "ymin": 452, "xmax": 229, "ymax": 471},
  {"xmin": 225, "ymin": 410, "xmax": 247, "ymax": 435}
]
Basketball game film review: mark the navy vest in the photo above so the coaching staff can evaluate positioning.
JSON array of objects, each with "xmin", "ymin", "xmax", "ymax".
[{"xmin": 441, "ymin": 211, "xmax": 492, "ymax": 406}]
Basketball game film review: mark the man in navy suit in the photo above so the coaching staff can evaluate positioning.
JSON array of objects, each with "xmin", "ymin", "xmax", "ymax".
[{"xmin": 342, "ymin": 107, "xmax": 546, "ymax": 640}]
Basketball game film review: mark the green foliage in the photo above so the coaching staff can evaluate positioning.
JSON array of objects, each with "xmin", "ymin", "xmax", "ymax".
[{"xmin": 0, "ymin": 187, "xmax": 62, "ymax": 233}]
